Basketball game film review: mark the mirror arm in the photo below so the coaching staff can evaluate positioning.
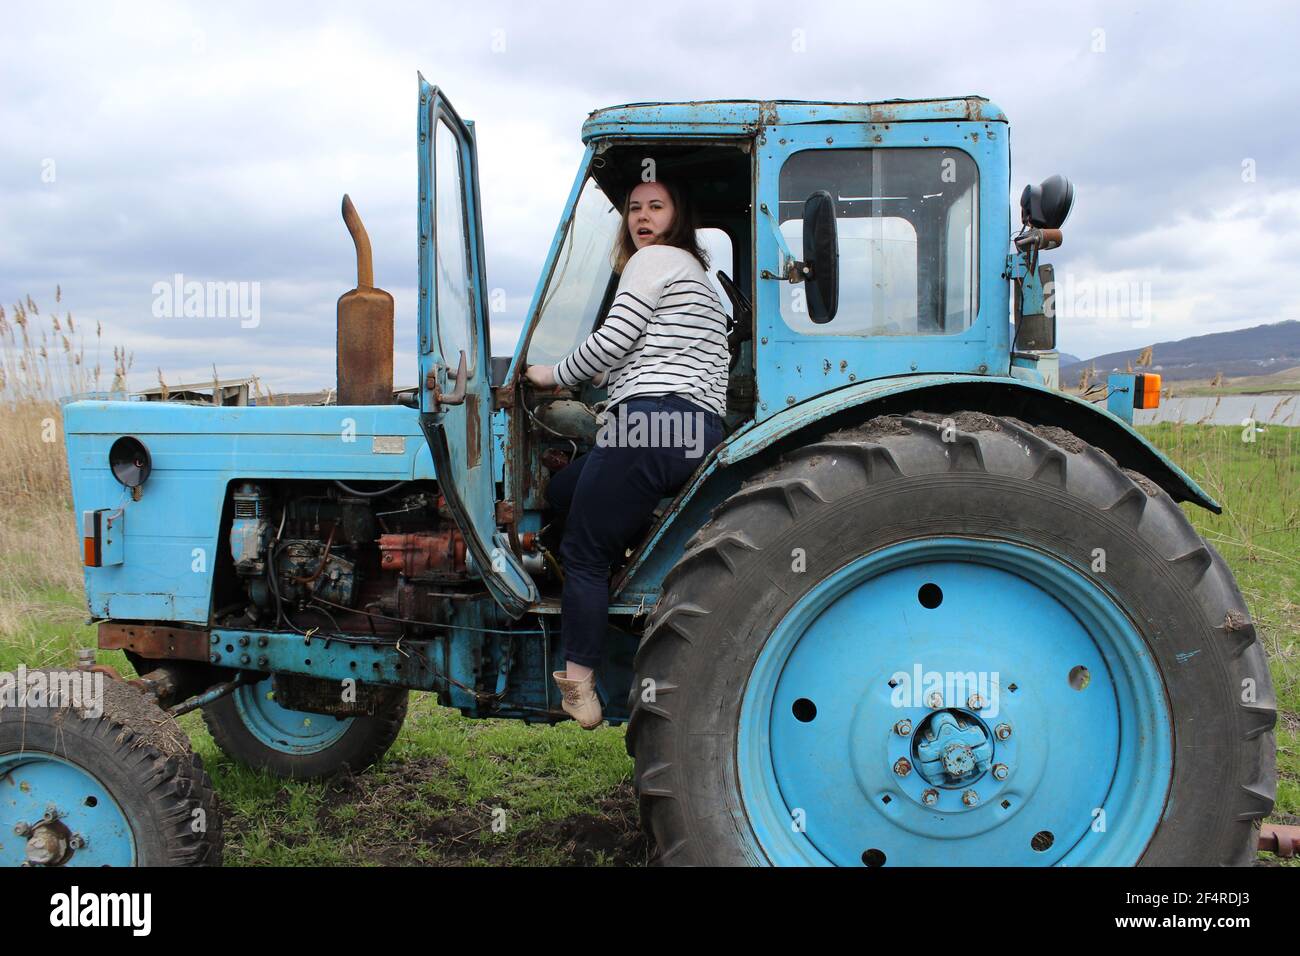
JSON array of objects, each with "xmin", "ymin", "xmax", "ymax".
[
  {"xmin": 1014, "ymin": 228, "xmax": 1063, "ymax": 253},
  {"xmin": 758, "ymin": 204, "xmax": 801, "ymax": 281}
]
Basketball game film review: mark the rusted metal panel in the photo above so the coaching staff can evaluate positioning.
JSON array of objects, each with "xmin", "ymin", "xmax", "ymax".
[
  {"xmin": 97, "ymin": 622, "xmax": 210, "ymax": 662},
  {"xmin": 465, "ymin": 392, "xmax": 481, "ymax": 466},
  {"xmin": 1258, "ymin": 823, "xmax": 1300, "ymax": 858},
  {"xmin": 378, "ymin": 531, "xmax": 466, "ymax": 576}
]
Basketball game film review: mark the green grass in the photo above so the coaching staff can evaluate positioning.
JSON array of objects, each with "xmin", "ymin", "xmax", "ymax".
[
  {"xmin": 190, "ymin": 695, "xmax": 642, "ymax": 866},
  {"xmin": 1140, "ymin": 423, "xmax": 1300, "ymax": 833},
  {"xmin": 2, "ymin": 422, "xmax": 1296, "ymax": 865},
  {"xmin": 0, "ymin": 610, "xmax": 642, "ymax": 865}
]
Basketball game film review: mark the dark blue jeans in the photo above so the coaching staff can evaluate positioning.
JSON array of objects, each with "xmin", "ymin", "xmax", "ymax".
[{"xmin": 545, "ymin": 394, "xmax": 725, "ymax": 668}]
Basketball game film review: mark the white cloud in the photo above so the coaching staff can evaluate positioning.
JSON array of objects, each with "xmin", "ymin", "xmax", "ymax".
[{"xmin": 1053, "ymin": 187, "xmax": 1300, "ymax": 358}]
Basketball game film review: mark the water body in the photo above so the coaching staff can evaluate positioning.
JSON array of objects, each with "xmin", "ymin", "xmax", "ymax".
[{"xmin": 1134, "ymin": 394, "xmax": 1299, "ymax": 427}]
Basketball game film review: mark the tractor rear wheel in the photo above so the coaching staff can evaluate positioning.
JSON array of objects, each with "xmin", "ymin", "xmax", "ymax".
[
  {"xmin": 202, "ymin": 677, "xmax": 407, "ymax": 780},
  {"xmin": 0, "ymin": 671, "xmax": 221, "ymax": 867},
  {"xmin": 627, "ymin": 412, "xmax": 1276, "ymax": 866}
]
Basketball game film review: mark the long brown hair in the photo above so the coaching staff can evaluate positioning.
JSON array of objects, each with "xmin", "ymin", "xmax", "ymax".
[{"xmin": 611, "ymin": 177, "xmax": 709, "ymax": 274}]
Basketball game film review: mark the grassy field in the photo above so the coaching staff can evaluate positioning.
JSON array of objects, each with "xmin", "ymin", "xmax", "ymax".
[{"xmin": 1, "ymin": 304, "xmax": 1296, "ymax": 866}]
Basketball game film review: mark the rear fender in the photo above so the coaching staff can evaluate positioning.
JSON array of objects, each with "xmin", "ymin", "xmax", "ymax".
[{"xmin": 612, "ymin": 374, "xmax": 1216, "ymax": 604}]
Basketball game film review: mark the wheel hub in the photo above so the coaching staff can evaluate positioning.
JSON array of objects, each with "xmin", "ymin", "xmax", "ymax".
[
  {"xmin": 914, "ymin": 710, "xmax": 992, "ymax": 786},
  {"xmin": 0, "ymin": 755, "xmax": 134, "ymax": 867},
  {"xmin": 878, "ymin": 696, "xmax": 1023, "ymax": 822},
  {"xmin": 22, "ymin": 817, "xmax": 72, "ymax": 866}
]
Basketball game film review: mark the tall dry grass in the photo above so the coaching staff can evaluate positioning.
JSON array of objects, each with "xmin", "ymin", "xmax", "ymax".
[
  {"xmin": 0, "ymin": 290, "xmax": 132, "ymax": 648},
  {"xmin": 0, "ymin": 290, "xmax": 131, "ymax": 502}
]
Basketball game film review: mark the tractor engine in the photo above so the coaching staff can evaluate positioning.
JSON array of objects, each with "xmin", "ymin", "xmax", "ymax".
[{"xmin": 223, "ymin": 480, "xmax": 469, "ymax": 636}]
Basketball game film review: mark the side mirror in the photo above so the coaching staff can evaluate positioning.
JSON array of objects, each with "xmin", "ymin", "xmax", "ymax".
[
  {"xmin": 801, "ymin": 190, "xmax": 839, "ymax": 323},
  {"xmin": 1020, "ymin": 174, "xmax": 1075, "ymax": 229}
]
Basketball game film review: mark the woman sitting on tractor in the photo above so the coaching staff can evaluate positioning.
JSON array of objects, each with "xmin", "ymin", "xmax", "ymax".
[{"xmin": 524, "ymin": 177, "xmax": 730, "ymax": 728}]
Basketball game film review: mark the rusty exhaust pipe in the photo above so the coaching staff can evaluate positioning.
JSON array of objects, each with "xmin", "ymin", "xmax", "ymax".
[{"xmin": 337, "ymin": 195, "xmax": 394, "ymax": 405}]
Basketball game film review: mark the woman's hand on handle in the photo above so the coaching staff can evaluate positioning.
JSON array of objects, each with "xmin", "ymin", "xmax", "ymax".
[{"xmin": 524, "ymin": 364, "xmax": 557, "ymax": 388}]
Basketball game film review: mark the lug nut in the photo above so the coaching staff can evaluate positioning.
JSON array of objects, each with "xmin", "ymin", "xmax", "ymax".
[
  {"xmin": 211, "ymin": 653, "xmax": 221, "ymax": 664},
  {"xmin": 926, "ymin": 692, "xmax": 943, "ymax": 708},
  {"xmin": 922, "ymin": 788, "xmax": 939, "ymax": 806},
  {"xmin": 995, "ymin": 723, "xmax": 1012, "ymax": 740},
  {"xmin": 13, "ymin": 822, "xmax": 30, "ymax": 836},
  {"xmin": 257, "ymin": 656, "xmax": 269, "ymax": 668},
  {"xmin": 894, "ymin": 719, "xmax": 913, "ymax": 737},
  {"xmin": 257, "ymin": 636, "xmax": 269, "ymax": 648},
  {"xmin": 238, "ymin": 636, "xmax": 250, "ymax": 647},
  {"xmin": 992, "ymin": 763, "xmax": 1009, "ymax": 781},
  {"xmin": 893, "ymin": 758, "xmax": 912, "ymax": 777},
  {"xmin": 967, "ymin": 694, "xmax": 985, "ymax": 710},
  {"xmin": 239, "ymin": 653, "xmax": 251, "ymax": 666},
  {"xmin": 962, "ymin": 790, "xmax": 979, "ymax": 807},
  {"xmin": 43, "ymin": 804, "xmax": 59, "ymax": 822},
  {"xmin": 211, "ymin": 634, "xmax": 220, "ymax": 645},
  {"xmin": 69, "ymin": 834, "xmax": 87, "ymax": 850}
]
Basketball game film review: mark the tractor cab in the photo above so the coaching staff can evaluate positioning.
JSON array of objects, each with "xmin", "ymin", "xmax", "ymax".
[{"xmin": 418, "ymin": 87, "xmax": 1019, "ymax": 614}]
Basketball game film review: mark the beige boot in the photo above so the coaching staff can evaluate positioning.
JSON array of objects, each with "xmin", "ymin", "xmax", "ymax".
[{"xmin": 553, "ymin": 670, "xmax": 603, "ymax": 729}]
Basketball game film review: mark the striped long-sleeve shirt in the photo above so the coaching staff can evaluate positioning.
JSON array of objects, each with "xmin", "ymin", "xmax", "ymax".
[{"xmin": 552, "ymin": 244, "xmax": 730, "ymax": 416}]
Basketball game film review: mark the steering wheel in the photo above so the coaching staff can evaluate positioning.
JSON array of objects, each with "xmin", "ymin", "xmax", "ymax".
[
  {"xmin": 716, "ymin": 270, "xmax": 752, "ymax": 328},
  {"xmin": 715, "ymin": 271, "xmax": 753, "ymax": 364}
]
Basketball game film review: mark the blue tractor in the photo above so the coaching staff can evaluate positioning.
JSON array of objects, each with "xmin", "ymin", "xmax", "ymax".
[{"xmin": 1, "ymin": 81, "xmax": 1275, "ymax": 866}]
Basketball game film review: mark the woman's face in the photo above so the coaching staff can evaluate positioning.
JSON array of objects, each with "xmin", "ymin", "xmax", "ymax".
[{"xmin": 627, "ymin": 182, "xmax": 675, "ymax": 250}]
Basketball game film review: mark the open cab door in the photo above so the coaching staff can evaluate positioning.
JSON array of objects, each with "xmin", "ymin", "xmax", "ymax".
[{"xmin": 417, "ymin": 77, "xmax": 537, "ymax": 617}]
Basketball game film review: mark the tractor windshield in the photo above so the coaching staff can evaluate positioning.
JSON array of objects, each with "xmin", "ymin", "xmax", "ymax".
[
  {"xmin": 778, "ymin": 147, "xmax": 979, "ymax": 336},
  {"xmin": 525, "ymin": 176, "xmax": 735, "ymax": 366},
  {"xmin": 525, "ymin": 177, "xmax": 622, "ymax": 366}
]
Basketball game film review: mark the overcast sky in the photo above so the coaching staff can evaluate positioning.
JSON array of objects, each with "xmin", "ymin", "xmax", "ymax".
[{"xmin": 2, "ymin": 0, "xmax": 1296, "ymax": 392}]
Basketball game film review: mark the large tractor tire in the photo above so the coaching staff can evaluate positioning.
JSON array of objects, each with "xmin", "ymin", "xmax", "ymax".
[
  {"xmin": 627, "ymin": 412, "xmax": 1276, "ymax": 866},
  {"xmin": 0, "ymin": 671, "xmax": 221, "ymax": 867},
  {"xmin": 201, "ymin": 677, "xmax": 408, "ymax": 780}
]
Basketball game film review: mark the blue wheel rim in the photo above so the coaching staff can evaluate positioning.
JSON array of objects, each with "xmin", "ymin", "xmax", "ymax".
[
  {"xmin": 234, "ymin": 677, "xmax": 354, "ymax": 754},
  {"xmin": 0, "ymin": 754, "xmax": 136, "ymax": 867},
  {"xmin": 736, "ymin": 537, "xmax": 1173, "ymax": 866}
]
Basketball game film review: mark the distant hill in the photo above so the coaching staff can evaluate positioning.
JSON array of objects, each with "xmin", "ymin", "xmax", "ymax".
[
  {"xmin": 1061, "ymin": 321, "xmax": 1300, "ymax": 385},
  {"xmin": 1056, "ymin": 352, "xmax": 1081, "ymax": 366}
]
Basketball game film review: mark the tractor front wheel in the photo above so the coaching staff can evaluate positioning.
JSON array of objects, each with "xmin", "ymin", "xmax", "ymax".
[
  {"xmin": 0, "ymin": 672, "xmax": 221, "ymax": 867},
  {"xmin": 627, "ymin": 412, "xmax": 1276, "ymax": 866}
]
